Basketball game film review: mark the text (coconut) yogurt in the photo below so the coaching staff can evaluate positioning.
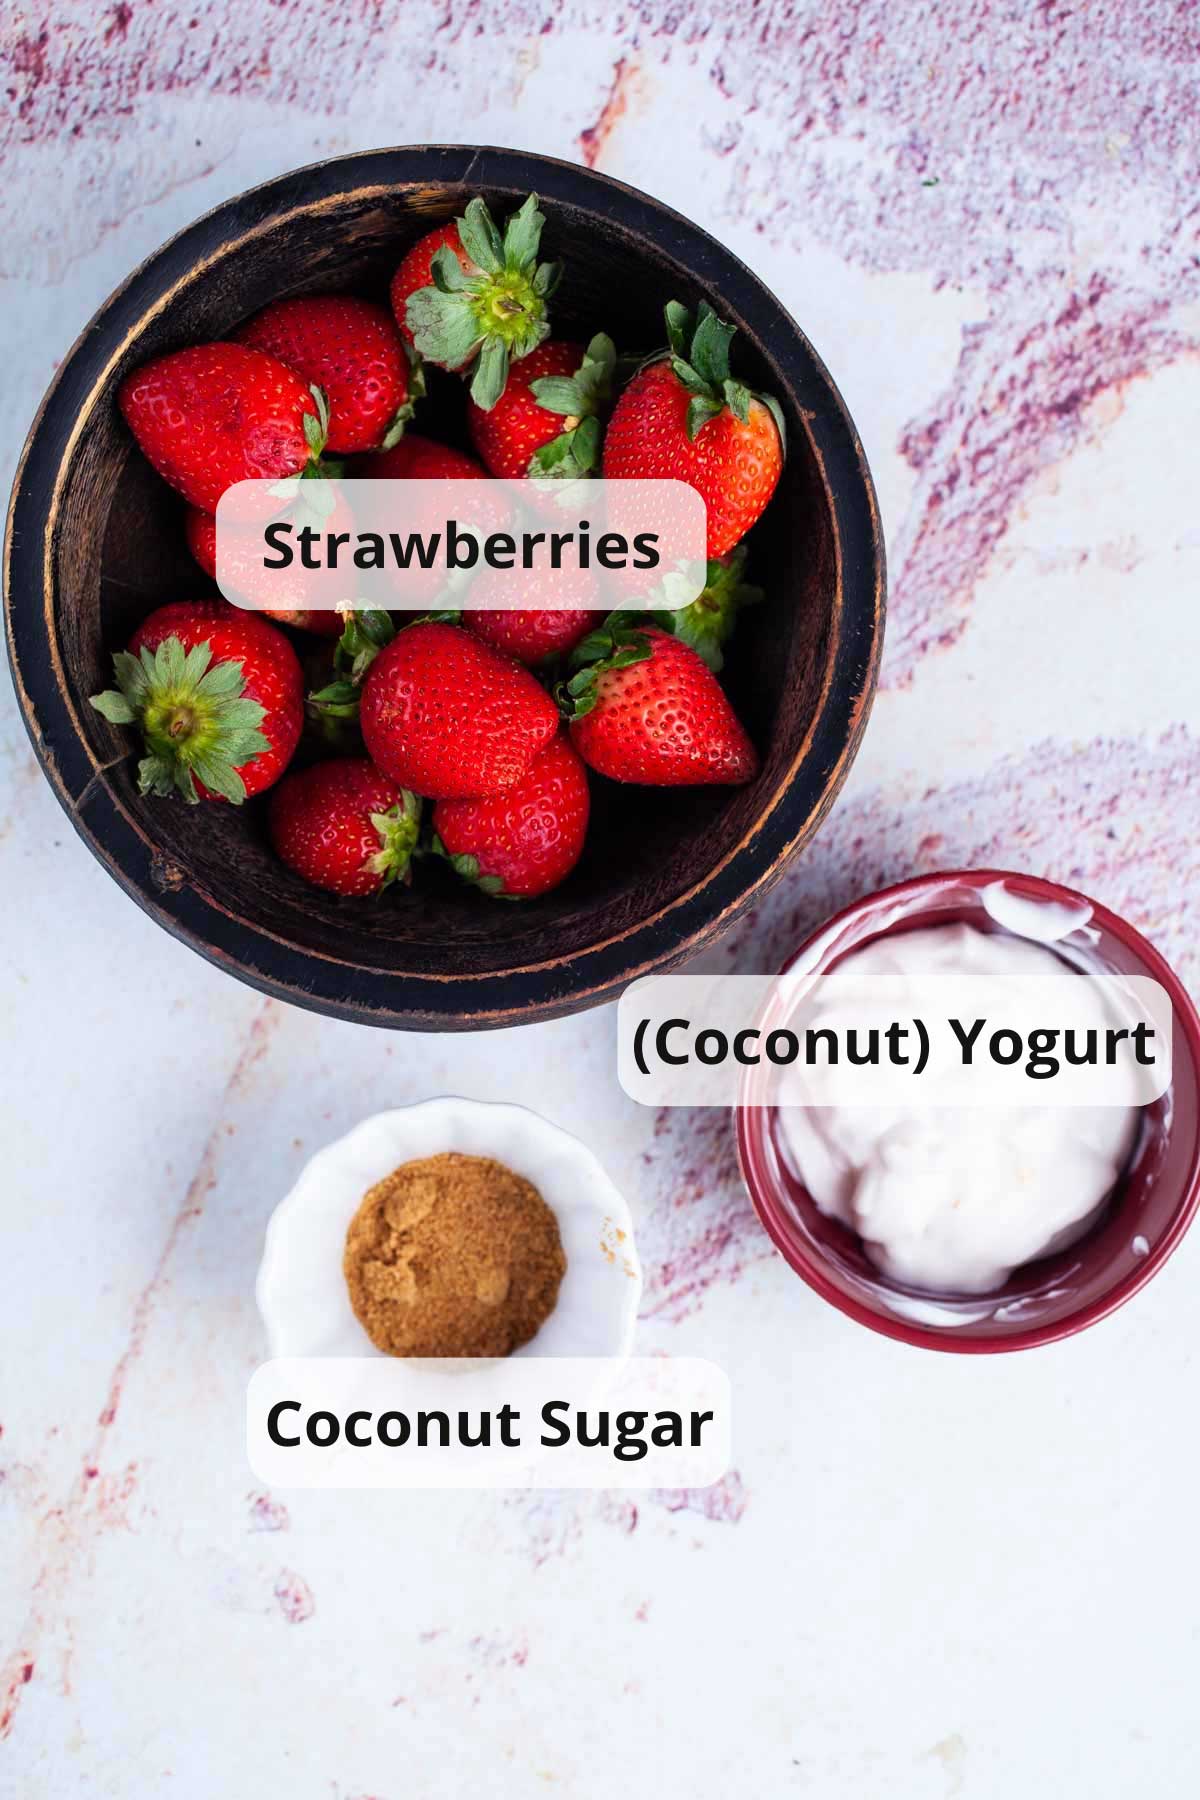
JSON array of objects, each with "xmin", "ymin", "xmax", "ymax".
[{"xmin": 776, "ymin": 920, "xmax": 1139, "ymax": 1294}]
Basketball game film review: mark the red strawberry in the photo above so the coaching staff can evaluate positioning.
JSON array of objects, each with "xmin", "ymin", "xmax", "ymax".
[
  {"xmin": 184, "ymin": 506, "xmax": 344, "ymax": 636},
  {"xmin": 565, "ymin": 624, "xmax": 757, "ymax": 787},
  {"xmin": 461, "ymin": 561, "xmax": 604, "ymax": 665},
  {"xmin": 391, "ymin": 195, "xmax": 561, "ymax": 410},
  {"xmin": 233, "ymin": 296, "xmax": 418, "ymax": 455},
  {"xmin": 602, "ymin": 301, "xmax": 784, "ymax": 557},
  {"xmin": 359, "ymin": 621, "xmax": 558, "ymax": 799},
  {"xmin": 118, "ymin": 343, "xmax": 327, "ymax": 514},
  {"xmin": 467, "ymin": 334, "xmax": 614, "ymax": 479},
  {"xmin": 268, "ymin": 759, "xmax": 421, "ymax": 896},
  {"xmin": 434, "ymin": 734, "xmax": 589, "ymax": 899},
  {"xmin": 90, "ymin": 600, "xmax": 303, "ymax": 803}
]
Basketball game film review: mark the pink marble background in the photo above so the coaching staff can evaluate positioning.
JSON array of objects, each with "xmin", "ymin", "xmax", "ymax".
[{"xmin": 2, "ymin": 3, "xmax": 1198, "ymax": 1795}]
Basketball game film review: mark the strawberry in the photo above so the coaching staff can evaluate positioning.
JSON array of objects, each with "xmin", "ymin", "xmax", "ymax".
[
  {"xmin": 467, "ymin": 334, "xmax": 614, "ymax": 479},
  {"xmin": 565, "ymin": 623, "xmax": 757, "ymax": 787},
  {"xmin": 89, "ymin": 600, "xmax": 303, "ymax": 803},
  {"xmin": 184, "ymin": 506, "xmax": 344, "ymax": 636},
  {"xmin": 434, "ymin": 734, "xmax": 589, "ymax": 899},
  {"xmin": 461, "ymin": 561, "xmax": 604, "ymax": 665},
  {"xmin": 359, "ymin": 621, "xmax": 558, "ymax": 799},
  {"xmin": 602, "ymin": 301, "xmax": 784, "ymax": 557},
  {"xmin": 233, "ymin": 295, "xmax": 419, "ymax": 454},
  {"xmin": 391, "ymin": 195, "xmax": 561, "ymax": 410},
  {"xmin": 118, "ymin": 343, "xmax": 328, "ymax": 514},
  {"xmin": 268, "ymin": 759, "xmax": 421, "ymax": 896}
]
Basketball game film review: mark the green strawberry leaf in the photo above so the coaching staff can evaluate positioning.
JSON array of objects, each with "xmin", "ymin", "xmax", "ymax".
[
  {"xmin": 111, "ymin": 649, "xmax": 150, "ymax": 706},
  {"xmin": 360, "ymin": 609, "xmax": 398, "ymax": 648},
  {"xmin": 533, "ymin": 259, "xmax": 562, "ymax": 298},
  {"xmin": 180, "ymin": 641, "xmax": 212, "ymax": 686},
  {"xmin": 136, "ymin": 752, "xmax": 176, "ymax": 799},
  {"xmin": 189, "ymin": 753, "xmax": 248, "ymax": 805},
  {"xmin": 688, "ymin": 311, "xmax": 735, "ymax": 390},
  {"xmin": 322, "ymin": 607, "xmax": 398, "ymax": 687},
  {"xmin": 470, "ymin": 335, "xmax": 511, "ymax": 411},
  {"xmin": 457, "ymin": 197, "xmax": 505, "ymax": 274},
  {"xmin": 685, "ymin": 395, "xmax": 723, "ymax": 441},
  {"xmin": 526, "ymin": 414, "xmax": 603, "ymax": 482},
  {"xmin": 155, "ymin": 636, "xmax": 186, "ymax": 689},
  {"xmin": 302, "ymin": 385, "xmax": 330, "ymax": 459},
  {"xmin": 430, "ymin": 243, "xmax": 473, "ymax": 294},
  {"xmin": 194, "ymin": 658, "xmax": 244, "ymax": 699},
  {"xmin": 307, "ymin": 678, "xmax": 361, "ymax": 719},
  {"xmin": 509, "ymin": 315, "xmax": 552, "ymax": 363},
  {"xmin": 577, "ymin": 333, "xmax": 616, "ymax": 402},
  {"xmin": 569, "ymin": 414, "xmax": 602, "ymax": 471},
  {"xmin": 529, "ymin": 374, "xmax": 587, "ymax": 416},
  {"xmin": 499, "ymin": 193, "xmax": 546, "ymax": 271},
  {"xmin": 366, "ymin": 789, "xmax": 422, "ymax": 887},
  {"xmin": 670, "ymin": 357, "xmax": 710, "ymax": 396},
  {"xmin": 664, "ymin": 301, "xmax": 692, "ymax": 359},
  {"xmin": 528, "ymin": 432, "xmax": 578, "ymax": 476},
  {"xmin": 405, "ymin": 284, "xmax": 485, "ymax": 370},
  {"xmin": 90, "ymin": 689, "xmax": 137, "ymax": 725},
  {"xmin": 564, "ymin": 684, "xmax": 599, "ymax": 719},
  {"xmin": 722, "ymin": 379, "xmax": 752, "ymax": 425}
]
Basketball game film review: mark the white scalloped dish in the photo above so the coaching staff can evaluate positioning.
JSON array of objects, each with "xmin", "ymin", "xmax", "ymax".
[{"xmin": 256, "ymin": 1098, "xmax": 642, "ymax": 1359}]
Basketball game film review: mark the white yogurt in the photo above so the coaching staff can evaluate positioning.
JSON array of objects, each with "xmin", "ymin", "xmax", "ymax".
[
  {"xmin": 777, "ymin": 921, "xmax": 1138, "ymax": 1294},
  {"xmin": 980, "ymin": 879, "xmax": 1093, "ymax": 945}
]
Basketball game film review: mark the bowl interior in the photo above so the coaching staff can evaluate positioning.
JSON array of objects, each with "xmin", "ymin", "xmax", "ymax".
[
  {"xmin": 739, "ymin": 873, "xmax": 1200, "ymax": 1348},
  {"xmin": 56, "ymin": 175, "xmax": 839, "ymax": 986}
]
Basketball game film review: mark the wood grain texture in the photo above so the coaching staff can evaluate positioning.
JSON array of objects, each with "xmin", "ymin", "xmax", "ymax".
[{"xmin": 4, "ymin": 146, "xmax": 884, "ymax": 1029}]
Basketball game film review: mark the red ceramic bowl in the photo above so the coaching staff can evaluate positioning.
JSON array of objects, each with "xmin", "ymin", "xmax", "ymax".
[{"xmin": 736, "ymin": 869, "xmax": 1200, "ymax": 1352}]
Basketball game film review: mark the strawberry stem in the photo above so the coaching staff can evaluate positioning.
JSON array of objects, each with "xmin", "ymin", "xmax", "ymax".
[
  {"xmin": 557, "ymin": 618, "xmax": 654, "ymax": 720},
  {"xmin": 368, "ymin": 790, "xmax": 423, "ymax": 888},
  {"xmin": 527, "ymin": 334, "xmax": 616, "ymax": 479},
  {"xmin": 404, "ymin": 194, "xmax": 562, "ymax": 411},
  {"xmin": 89, "ymin": 635, "xmax": 269, "ymax": 804},
  {"xmin": 659, "ymin": 301, "xmax": 787, "ymax": 449}
]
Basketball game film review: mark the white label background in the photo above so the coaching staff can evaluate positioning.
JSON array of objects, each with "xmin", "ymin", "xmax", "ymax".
[
  {"xmin": 214, "ymin": 477, "xmax": 707, "ymax": 611},
  {"xmin": 618, "ymin": 972, "xmax": 1173, "ymax": 1109},
  {"xmin": 247, "ymin": 1357, "xmax": 731, "ymax": 1490}
]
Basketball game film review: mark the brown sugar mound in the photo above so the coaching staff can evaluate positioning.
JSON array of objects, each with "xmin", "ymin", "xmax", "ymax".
[{"xmin": 343, "ymin": 1151, "xmax": 567, "ymax": 1357}]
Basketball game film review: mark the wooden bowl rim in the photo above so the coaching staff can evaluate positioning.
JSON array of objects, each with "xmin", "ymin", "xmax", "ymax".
[{"xmin": 4, "ymin": 144, "xmax": 885, "ymax": 1029}]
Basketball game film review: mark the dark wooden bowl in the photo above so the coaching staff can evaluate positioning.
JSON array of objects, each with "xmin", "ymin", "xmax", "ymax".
[{"xmin": 3, "ymin": 146, "xmax": 884, "ymax": 1031}]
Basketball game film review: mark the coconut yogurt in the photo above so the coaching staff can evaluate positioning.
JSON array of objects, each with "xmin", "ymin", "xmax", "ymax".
[{"xmin": 776, "ymin": 920, "xmax": 1139, "ymax": 1294}]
